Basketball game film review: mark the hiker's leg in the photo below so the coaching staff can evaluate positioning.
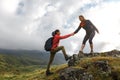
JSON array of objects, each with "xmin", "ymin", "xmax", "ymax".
[
  {"xmin": 46, "ymin": 51, "xmax": 55, "ymax": 72},
  {"xmin": 80, "ymin": 34, "xmax": 89, "ymax": 51},
  {"xmin": 80, "ymin": 44, "xmax": 85, "ymax": 52},
  {"xmin": 53, "ymin": 46, "xmax": 68, "ymax": 60},
  {"xmin": 90, "ymin": 44, "xmax": 93, "ymax": 53},
  {"xmin": 60, "ymin": 46, "xmax": 67, "ymax": 57},
  {"xmin": 89, "ymin": 32, "xmax": 95, "ymax": 52}
]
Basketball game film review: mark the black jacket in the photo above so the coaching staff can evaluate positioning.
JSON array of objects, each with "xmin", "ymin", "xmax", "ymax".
[{"xmin": 74, "ymin": 20, "xmax": 99, "ymax": 34}]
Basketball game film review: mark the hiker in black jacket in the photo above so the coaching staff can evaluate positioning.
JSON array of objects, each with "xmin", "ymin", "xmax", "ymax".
[{"xmin": 74, "ymin": 15, "xmax": 99, "ymax": 54}]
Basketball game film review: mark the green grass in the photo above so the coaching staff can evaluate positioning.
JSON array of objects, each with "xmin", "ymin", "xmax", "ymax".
[
  {"xmin": 0, "ymin": 52, "xmax": 66, "ymax": 80},
  {"xmin": 0, "ymin": 55, "xmax": 120, "ymax": 80},
  {"xmin": 35, "ymin": 56, "xmax": 120, "ymax": 80},
  {"xmin": 77, "ymin": 56, "xmax": 120, "ymax": 80},
  {"xmin": 0, "ymin": 64, "xmax": 67, "ymax": 80}
]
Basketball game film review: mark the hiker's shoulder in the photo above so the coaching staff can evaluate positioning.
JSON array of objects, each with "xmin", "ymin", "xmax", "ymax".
[
  {"xmin": 86, "ymin": 20, "xmax": 90, "ymax": 22},
  {"xmin": 54, "ymin": 34, "xmax": 60, "ymax": 38}
]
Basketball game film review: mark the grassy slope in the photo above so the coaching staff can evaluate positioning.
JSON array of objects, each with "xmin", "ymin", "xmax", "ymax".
[
  {"xmin": 0, "ymin": 51, "xmax": 66, "ymax": 74},
  {"xmin": 1, "ymin": 56, "xmax": 120, "ymax": 80},
  {"xmin": 0, "ymin": 52, "xmax": 67, "ymax": 80},
  {"xmin": 30, "ymin": 56, "xmax": 120, "ymax": 80},
  {"xmin": 0, "ymin": 64, "xmax": 67, "ymax": 80},
  {"xmin": 0, "ymin": 49, "xmax": 120, "ymax": 80}
]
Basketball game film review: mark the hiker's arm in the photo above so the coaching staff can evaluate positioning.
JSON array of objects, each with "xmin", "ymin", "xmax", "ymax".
[
  {"xmin": 60, "ymin": 33, "xmax": 74, "ymax": 39},
  {"xmin": 94, "ymin": 26, "xmax": 99, "ymax": 33},
  {"xmin": 74, "ymin": 23, "xmax": 81, "ymax": 34},
  {"xmin": 89, "ymin": 20, "xmax": 99, "ymax": 33}
]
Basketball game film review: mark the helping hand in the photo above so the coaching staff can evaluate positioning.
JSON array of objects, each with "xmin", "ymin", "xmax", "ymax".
[
  {"xmin": 97, "ymin": 31, "xmax": 100, "ymax": 34},
  {"xmin": 71, "ymin": 33, "xmax": 75, "ymax": 36}
]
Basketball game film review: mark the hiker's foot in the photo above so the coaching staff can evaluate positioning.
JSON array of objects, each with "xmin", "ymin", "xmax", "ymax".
[
  {"xmin": 79, "ymin": 51, "xmax": 84, "ymax": 55},
  {"xmin": 65, "ymin": 56, "xmax": 71, "ymax": 61},
  {"xmin": 90, "ymin": 50, "xmax": 93, "ymax": 53},
  {"xmin": 78, "ymin": 51, "xmax": 84, "ymax": 58},
  {"xmin": 90, "ymin": 50, "xmax": 94, "ymax": 56},
  {"xmin": 46, "ymin": 71, "xmax": 54, "ymax": 76},
  {"xmin": 79, "ymin": 51, "xmax": 83, "ymax": 54}
]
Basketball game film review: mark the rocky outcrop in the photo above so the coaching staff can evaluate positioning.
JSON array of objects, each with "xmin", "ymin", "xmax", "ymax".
[
  {"xmin": 68, "ymin": 54, "xmax": 79, "ymax": 66},
  {"xmin": 68, "ymin": 50, "xmax": 120, "ymax": 67},
  {"xmin": 59, "ymin": 61, "xmax": 111, "ymax": 80},
  {"xmin": 102, "ymin": 49, "xmax": 120, "ymax": 57},
  {"xmin": 59, "ymin": 67, "xmax": 93, "ymax": 80},
  {"xmin": 58, "ymin": 50, "xmax": 120, "ymax": 80}
]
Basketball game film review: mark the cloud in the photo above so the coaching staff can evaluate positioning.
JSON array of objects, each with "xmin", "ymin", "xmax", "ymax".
[
  {"xmin": 0, "ymin": 0, "xmax": 120, "ymax": 55},
  {"xmin": 0, "ymin": 0, "xmax": 20, "ymax": 14},
  {"xmin": 85, "ymin": 1, "xmax": 120, "ymax": 51}
]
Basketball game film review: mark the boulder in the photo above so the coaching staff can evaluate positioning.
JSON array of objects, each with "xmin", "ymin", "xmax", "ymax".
[
  {"xmin": 68, "ymin": 54, "xmax": 79, "ymax": 66},
  {"xmin": 93, "ymin": 61, "xmax": 111, "ymax": 72},
  {"xmin": 59, "ymin": 67, "xmax": 93, "ymax": 80}
]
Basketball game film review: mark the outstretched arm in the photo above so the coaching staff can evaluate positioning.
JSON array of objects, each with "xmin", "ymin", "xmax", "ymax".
[
  {"xmin": 94, "ymin": 26, "xmax": 99, "ymax": 33},
  {"xmin": 59, "ymin": 33, "xmax": 74, "ymax": 39},
  {"xmin": 89, "ymin": 20, "xmax": 99, "ymax": 33},
  {"xmin": 74, "ymin": 23, "xmax": 81, "ymax": 34}
]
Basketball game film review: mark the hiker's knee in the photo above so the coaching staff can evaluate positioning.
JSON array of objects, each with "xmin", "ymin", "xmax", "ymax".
[
  {"xmin": 60, "ymin": 46, "xmax": 64, "ymax": 49},
  {"xmin": 89, "ymin": 40, "xmax": 92, "ymax": 44},
  {"xmin": 82, "ymin": 41, "xmax": 86, "ymax": 45}
]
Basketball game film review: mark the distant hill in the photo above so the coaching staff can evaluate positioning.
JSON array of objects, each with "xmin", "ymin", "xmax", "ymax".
[{"xmin": 0, "ymin": 48, "xmax": 66, "ymax": 72}]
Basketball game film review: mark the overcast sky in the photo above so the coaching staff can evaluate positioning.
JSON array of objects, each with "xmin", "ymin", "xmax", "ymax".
[{"xmin": 0, "ymin": 0, "xmax": 120, "ymax": 55}]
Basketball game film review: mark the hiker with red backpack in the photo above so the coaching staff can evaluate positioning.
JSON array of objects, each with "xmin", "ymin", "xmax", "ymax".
[
  {"xmin": 45, "ymin": 29, "xmax": 74, "ymax": 76},
  {"xmin": 74, "ymin": 15, "xmax": 99, "ymax": 55}
]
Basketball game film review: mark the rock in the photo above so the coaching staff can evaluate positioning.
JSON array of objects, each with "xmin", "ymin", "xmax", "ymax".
[
  {"xmin": 73, "ymin": 54, "xmax": 79, "ymax": 61},
  {"xmin": 78, "ymin": 52, "xmax": 84, "ymax": 58},
  {"xmin": 61, "ymin": 50, "xmax": 120, "ymax": 80},
  {"xmin": 93, "ymin": 61, "xmax": 111, "ymax": 72},
  {"xmin": 59, "ymin": 67, "xmax": 93, "ymax": 80},
  {"xmin": 103, "ymin": 49, "xmax": 120, "ymax": 57},
  {"xmin": 111, "ymin": 71, "xmax": 119, "ymax": 80},
  {"xmin": 65, "ymin": 60, "xmax": 111, "ymax": 80},
  {"xmin": 68, "ymin": 58, "xmax": 75, "ymax": 66},
  {"xmin": 68, "ymin": 54, "xmax": 79, "ymax": 67},
  {"xmin": 82, "ymin": 60, "xmax": 111, "ymax": 73}
]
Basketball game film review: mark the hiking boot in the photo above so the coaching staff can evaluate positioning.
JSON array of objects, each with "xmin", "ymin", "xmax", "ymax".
[
  {"xmin": 79, "ymin": 51, "xmax": 83, "ymax": 54},
  {"xmin": 78, "ymin": 51, "xmax": 84, "ymax": 58},
  {"xmin": 65, "ymin": 56, "xmax": 71, "ymax": 61},
  {"xmin": 90, "ymin": 50, "xmax": 94, "ymax": 56},
  {"xmin": 46, "ymin": 71, "xmax": 54, "ymax": 76},
  {"xmin": 90, "ymin": 50, "xmax": 93, "ymax": 53}
]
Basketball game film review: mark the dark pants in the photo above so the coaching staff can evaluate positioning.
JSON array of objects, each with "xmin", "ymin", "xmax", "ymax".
[
  {"xmin": 82, "ymin": 31, "xmax": 95, "ymax": 45},
  {"xmin": 46, "ymin": 46, "xmax": 67, "ymax": 72}
]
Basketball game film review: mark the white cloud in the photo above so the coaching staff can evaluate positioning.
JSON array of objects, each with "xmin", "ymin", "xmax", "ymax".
[
  {"xmin": 0, "ymin": 0, "xmax": 20, "ymax": 14},
  {"xmin": 0, "ymin": 0, "xmax": 120, "ymax": 55}
]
